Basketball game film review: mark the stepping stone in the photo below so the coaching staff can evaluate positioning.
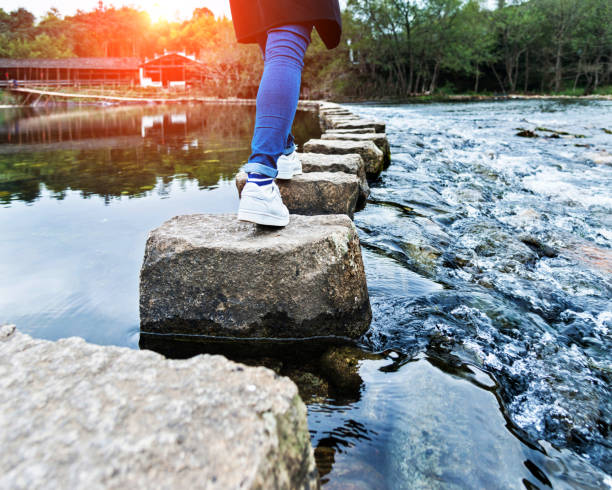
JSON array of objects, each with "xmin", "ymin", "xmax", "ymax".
[
  {"xmin": 235, "ymin": 171, "xmax": 361, "ymax": 218},
  {"xmin": 297, "ymin": 100, "xmax": 321, "ymax": 111},
  {"xmin": 303, "ymin": 139, "xmax": 384, "ymax": 179},
  {"xmin": 322, "ymin": 131, "xmax": 391, "ymax": 165},
  {"xmin": 320, "ymin": 109, "xmax": 352, "ymax": 116},
  {"xmin": 140, "ymin": 214, "xmax": 371, "ymax": 340},
  {"xmin": 328, "ymin": 118, "xmax": 386, "ymax": 133},
  {"xmin": 324, "ymin": 114, "xmax": 362, "ymax": 121},
  {"xmin": 0, "ymin": 325, "xmax": 318, "ymax": 489},
  {"xmin": 297, "ymin": 152, "xmax": 370, "ymax": 207},
  {"xmin": 318, "ymin": 102, "xmax": 342, "ymax": 111},
  {"xmin": 323, "ymin": 127, "xmax": 377, "ymax": 134}
]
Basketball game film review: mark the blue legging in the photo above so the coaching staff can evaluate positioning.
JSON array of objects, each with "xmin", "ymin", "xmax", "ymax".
[{"xmin": 243, "ymin": 24, "xmax": 312, "ymax": 178}]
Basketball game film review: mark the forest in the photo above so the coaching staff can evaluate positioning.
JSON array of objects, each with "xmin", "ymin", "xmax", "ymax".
[{"xmin": 1, "ymin": 0, "xmax": 611, "ymax": 98}]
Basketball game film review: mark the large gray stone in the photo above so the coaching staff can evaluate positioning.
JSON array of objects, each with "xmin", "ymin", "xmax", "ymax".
[
  {"xmin": 320, "ymin": 110, "xmax": 352, "ymax": 117},
  {"xmin": 321, "ymin": 127, "xmax": 377, "ymax": 134},
  {"xmin": 326, "ymin": 118, "xmax": 386, "ymax": 134},
  {"xmin": 0, "ymin": 324, "xmax": 318, "ymax": 490},
  {"xmin": 321, "ymin": 132, "xmax": 390, "ymax": 166},
  {"xmin": 303, "ymin": 139, "xmax": 384, "ymax": 179},
  {"xmin": 324, "ymin": 115, "xmax": 361, "ymax": 122},
  {"xmin": 140, "ymin": 214, "xmax": 371, "ymax": 339},
  {"xmin": 235, "ymin": 171, "xmax": 361, "ymax": 218},
  {"xmin": 297, "ymin": 153, "xmax": 369, "ymax": 207},
  {"xmin": 319, "ymin": 107, "xmax": 352, "ymax": 116},
  {"xmin": 317, "ymin": 102, "xmax": 342, "ymax": 111}
]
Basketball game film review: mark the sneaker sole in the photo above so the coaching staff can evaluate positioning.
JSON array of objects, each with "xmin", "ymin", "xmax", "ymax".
[
  {"xmin": 276, "ymin": 168, "xmax": 302, "ymax": 180},
  {"xmin": 238, "ymin": 209, "xmax": 290, "ymax": 227},
  {"xmin": 276, "ymin": 169, "xmax": 294, "ymax": 180}
]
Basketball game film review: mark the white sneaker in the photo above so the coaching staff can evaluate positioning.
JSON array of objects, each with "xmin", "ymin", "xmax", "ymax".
[
  {"xmin": 238, "ymin": 181, "xmax": 290, "ymax": 226},
  {"xmin": 276, "ymin": 151, "xmax": 303, "ymax": 179}
]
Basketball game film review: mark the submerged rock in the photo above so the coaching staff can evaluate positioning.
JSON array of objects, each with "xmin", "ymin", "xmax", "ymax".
[
  {"xmin": 297, "ymin": 153, "xmax": 369, "ymax": 207},
  {"xmin": 584, "ymin": 150, "xmax": 612, "ymax": 166},
  {"xmin": 235, "ymin": 171, "xmax": 361, "ymax": 218},
  {"xmin": 516, "ymin": 129, "xmax": 538, "ymax": 138},
  {"xmin": 303, "ymin": 139, "xmax": 384, "ymax": 179},
  {"xmin": 378, "ymin": 358, "xmax": 554, "ymax": 488},
  {"xmin": 140, "ymin": 214, "xmax": 371, "ymax": 339},
  {"xmin": 319, "ymin": 346, "xmax": 383, "ymax": 394},
  {"xmin": 0, "ymin": 325, "xmax": 318, "ymax": 489}
]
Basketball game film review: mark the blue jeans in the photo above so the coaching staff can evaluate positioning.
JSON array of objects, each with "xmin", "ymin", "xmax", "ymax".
[{"xmin": 243, "ymin": 24, "xmax": 312, "ymax": 178}]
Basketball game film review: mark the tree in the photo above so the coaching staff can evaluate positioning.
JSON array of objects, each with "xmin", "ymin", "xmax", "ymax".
[
  {"xmin": 534, "ymin": 0, "xmax": 581, "ymax": 92},
  {"xmin": 492, "ymin": 1, "xmax": 542, "ymax": 92}
]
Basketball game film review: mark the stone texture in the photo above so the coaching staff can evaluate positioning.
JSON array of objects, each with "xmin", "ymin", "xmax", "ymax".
[
  {"xmin": 320, "ymin": 110, "xmax": 352, "ymax": 116},
  {"xmin": 321, "ymin": 127, "xmax": 377, "ymax": 134},
  {"xmin": 235, "ymin": 171, "xmax": 361, "ymax": 218},
  {"xmin": 321, "ymin": 132, "xmax": 391, "ymax": 166},
  {"xmin": 297, "ymin": 153, "xmax": 369, "ymax": 207},
  {"xmin": 0, "ymin": 324, "xmax": 319, "ymax": 490},
  {"xmin": 140, "ymin": 214, "xmax": 371, "ymax": 339},
  {"xmin": 317, "ymin": 102, "xmax": 342, "ymax": 111},
  {"xmin": 326, "ymin": 118, "xmax": 386, "ymax": 134},
  {"xmin": 303, "ymin": 139, "xmax": 384, "ymax": 179},
  {"xmin": 324, "ymin": 115, "xmax": 362, "ymax": 122}
]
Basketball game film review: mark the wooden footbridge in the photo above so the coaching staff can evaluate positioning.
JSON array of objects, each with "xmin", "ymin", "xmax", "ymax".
[{"xmin": 7, "ymin": 87, "xmax": 204, "ymax": 105}]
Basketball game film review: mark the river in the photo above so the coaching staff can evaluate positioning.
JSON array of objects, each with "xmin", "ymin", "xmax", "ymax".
[{"xmin": 1, "ymin": 100, "xmax": 610, "ymax": 487}]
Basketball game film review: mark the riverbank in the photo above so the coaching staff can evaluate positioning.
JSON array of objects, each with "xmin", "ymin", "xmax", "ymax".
[
  {"xmin": 334, "ymin": 92, "xmax": 612, "ymax": 104},
  {"xmin": 3, "ymin": 86, "xmax": 612, "ymax": 107}
]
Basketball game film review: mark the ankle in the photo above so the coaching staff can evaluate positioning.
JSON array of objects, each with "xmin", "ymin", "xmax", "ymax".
[{"xmin": 247, "ymin": 172, "xmax": 274, "ymax": 186}]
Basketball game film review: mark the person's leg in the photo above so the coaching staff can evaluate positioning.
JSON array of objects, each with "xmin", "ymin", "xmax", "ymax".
[
  {"xmin": 243, "ymin": 23, "xmax": 312, "ymax": 183},
  {"xmin": 257, "ymin": 34, "xmax": 297, "ymax": 158}
]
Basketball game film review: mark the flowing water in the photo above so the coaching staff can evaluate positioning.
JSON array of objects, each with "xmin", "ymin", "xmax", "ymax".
[{"xmin": 1, "ymin": 100, "xmax": 611, "ymax": 488}]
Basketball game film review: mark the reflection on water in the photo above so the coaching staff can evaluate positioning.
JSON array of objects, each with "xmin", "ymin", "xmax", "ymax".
[
  {"xmin": 0, "ymin": 104, "xmax": 319, "ymax": 204},
  {"xmin": 0, "ymin": 104, "xmax": 319, "ymax": 346}
]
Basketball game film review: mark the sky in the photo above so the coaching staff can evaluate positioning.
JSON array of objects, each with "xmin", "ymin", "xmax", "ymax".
[
  {"xmin": 2, "ymin": 0, "xmax": 496, "ymax": 23},
  {"xmin": 1, "ymin": 0, "xmax": 234, "ymax": 22}
]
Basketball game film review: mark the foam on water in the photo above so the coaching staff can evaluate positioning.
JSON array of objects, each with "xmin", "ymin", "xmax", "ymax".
[{"xmin": 351, "ymin": 100, "xmax": 612, "ymax": 475}]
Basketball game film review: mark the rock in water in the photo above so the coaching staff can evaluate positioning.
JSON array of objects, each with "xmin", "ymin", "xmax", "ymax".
[
  {"xmin": 297, "ymin": 153, "xmax": 369, "ymax": 207},
  {"xmin": 323, "ymin": 127, "xmax": 377, "ymax": 134},
  {"xmin": 325, "ymin": 118, "xmax": 386, "ymax": 134},
  {"xmin": 303, "ymin": 139, "xmax": 384, "ymax": 179},
  {"xmin": 321, "ymin": 132, "xmax": 391, "ymax": 167},
  {"xmin": 0, "ymin": 325, "xmax": 319, "ymax": 489},
  {"xmin": 140, "ymin": 214, "xmax": 371, "ymax": 339},
  {"xmin": 235, "ymin": 171, "xmax": 361, "ymax": 218}
]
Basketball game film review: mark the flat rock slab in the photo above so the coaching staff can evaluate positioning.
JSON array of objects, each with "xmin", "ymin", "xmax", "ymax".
[
  {"xmin": 0, "ymin": 325, "xmax": 318, "ymax": 489},
  {"xmin": 322, "ymin": 127, "xmax": 377, "ymax": 134},
  {"xmin": 326, "ymin": 118, "xmax": 386, "ymax": 134},
  {"xmin": 322, "ymin": 132, "xmax": 391, "ymax": 164},
  {"xmin": 323, "ymin": 126, "xmax": 376, "ymax": 134},
  {"xmin": 319, "ymin": 108, "xmax": 352, "ymax": 116},
  {"xmin": 235, "ymin": 171, "xmax": 361, "ymax": 218},
  {"xmin": 140, "ymin": 214, "xmax": 371, "ymax": 339},
  {"xmin": 303, "ymin": 139, "xmax": 384, "ymax": 179},
  {"xmin": 297, "ymin": 153, "xmax": 369, "ymax": 207}
]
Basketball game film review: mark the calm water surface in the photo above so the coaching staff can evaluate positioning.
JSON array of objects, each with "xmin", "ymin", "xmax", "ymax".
[
  {"xmin": 0, "ymin": 104, "xmax": 318, "ymax": 346},
  {"xmin": 1, "ymin": 100, "xmax": 611, "ymax": 487}
]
